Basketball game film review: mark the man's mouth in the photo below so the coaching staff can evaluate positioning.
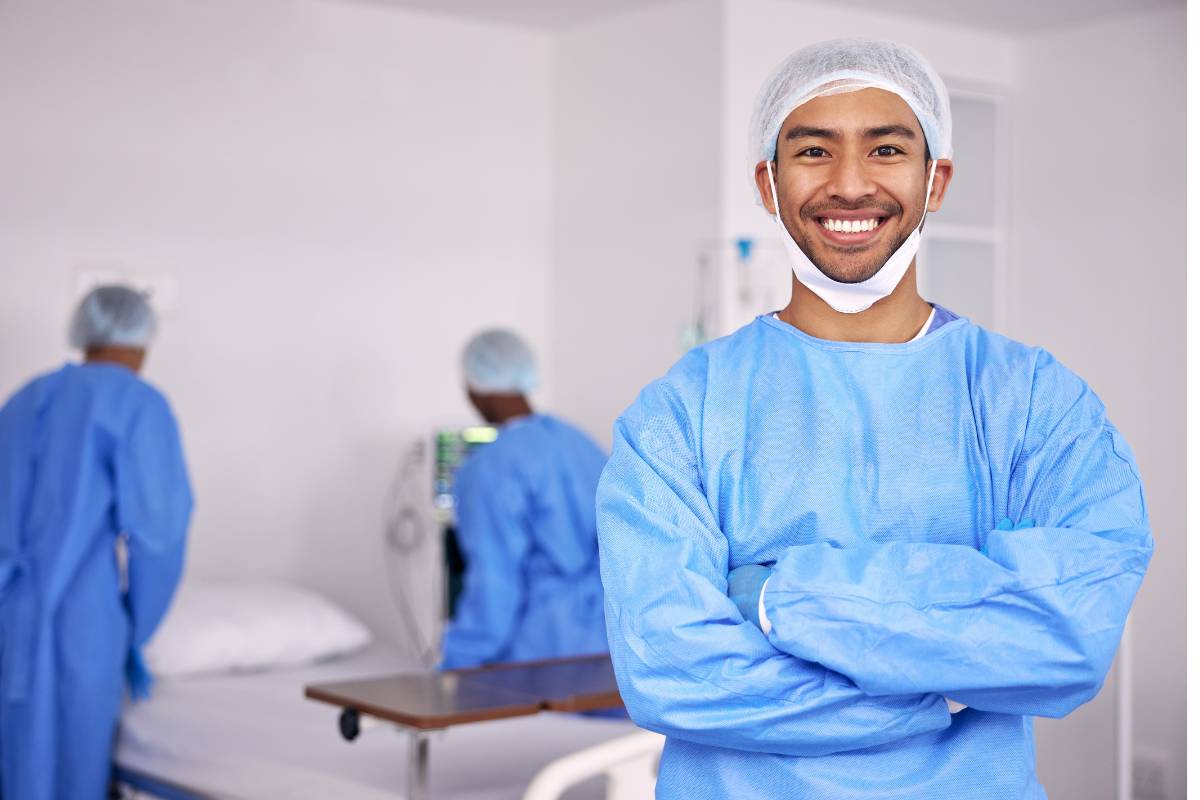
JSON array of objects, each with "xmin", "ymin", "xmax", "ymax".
[{"xmin": 813, "ymin": 213, "xmax": 892, "ymax": 245}]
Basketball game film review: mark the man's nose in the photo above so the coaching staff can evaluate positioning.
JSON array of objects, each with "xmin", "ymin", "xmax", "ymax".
[{"xmin": 825, "ymin": 156, "xmax": 877, "ymax": 203}]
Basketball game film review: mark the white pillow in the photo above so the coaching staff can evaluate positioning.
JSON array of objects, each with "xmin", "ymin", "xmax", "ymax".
[{"xmin": 144, "ymin": 580, "xmax": 372, "ymax": 678}]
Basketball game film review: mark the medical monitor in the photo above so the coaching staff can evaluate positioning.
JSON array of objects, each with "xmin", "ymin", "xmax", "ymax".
[{"xmin": 432, "ymin": 425, "xmax": 497, "ymax": 619}]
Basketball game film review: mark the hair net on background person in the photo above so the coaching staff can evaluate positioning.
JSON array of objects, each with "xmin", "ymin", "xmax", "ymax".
[
  {"xmin": 748, "ymin": 37, "xmax": 954, "ymax": 200},
  {"xmin": 69, "ymin": 285, "xmax": 157, "ymax": 350},
  {"xmin": 462, "ymin": 329, "xmax": 538, "ymax": 395}
]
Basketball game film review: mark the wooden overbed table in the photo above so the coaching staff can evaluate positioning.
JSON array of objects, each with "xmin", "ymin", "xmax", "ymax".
[{"xmin": 305, "ymin": 653, "xmax": 624, "ymax": 800}]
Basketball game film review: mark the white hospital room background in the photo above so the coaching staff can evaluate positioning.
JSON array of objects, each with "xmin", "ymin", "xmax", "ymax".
[{"xmin": 0, "ymin": 0, "xmax": 1184, "ymax": 798}]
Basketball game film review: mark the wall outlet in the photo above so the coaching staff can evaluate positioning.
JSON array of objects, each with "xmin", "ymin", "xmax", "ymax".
[{"xmin": 1133, "ymin": 748, "xmax": 1170, "ymax": 800}]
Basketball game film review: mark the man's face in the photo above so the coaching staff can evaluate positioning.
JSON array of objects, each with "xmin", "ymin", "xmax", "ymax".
[
  {"xmin": 755, "ymin": 88, "xmax": 952, "ymax": 285},
  {"xmin": 467, "ymin": 388, "xmax": 490, "ymax": 421}
]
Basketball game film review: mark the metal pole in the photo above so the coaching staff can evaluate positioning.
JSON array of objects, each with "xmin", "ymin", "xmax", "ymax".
[
  {"xmin": 408, "ymin": 730, "xmax": 431, "ymax": 800},
  {"xmin": 1116, "ymin": 615, "xmax": 1133, "ymax": 800}
]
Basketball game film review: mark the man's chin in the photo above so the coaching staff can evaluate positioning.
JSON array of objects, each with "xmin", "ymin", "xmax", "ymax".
[
  {"xmin": 810, "ymin": 262, "xmax": 885, "ymax": 285},
  {"xmin": 799, "ymin": 241, "xmax": 899, "ymax": 285}
]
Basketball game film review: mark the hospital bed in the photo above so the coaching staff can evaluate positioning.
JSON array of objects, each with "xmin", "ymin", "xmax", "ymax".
[
  {"xmin": 115, "ymin": 641, "xmax": 653, "ymax": 799},
  {"xmin": 112, "ymin": 578, "xmax": 657, "ymax": 796}
]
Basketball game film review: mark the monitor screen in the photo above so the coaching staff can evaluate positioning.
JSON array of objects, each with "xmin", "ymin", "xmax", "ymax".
[{"xmin": 433, "ymin": 426, "xmax": 497, "ymax": 522}]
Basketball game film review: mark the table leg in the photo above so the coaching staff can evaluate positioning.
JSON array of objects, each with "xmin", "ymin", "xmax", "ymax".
[{"xmin": 408, "ymin": 730, "xmax": 431, "ymax": 800}]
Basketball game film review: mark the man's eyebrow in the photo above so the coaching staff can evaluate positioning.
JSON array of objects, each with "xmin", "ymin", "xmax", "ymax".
[
  {"xmin": 783, "ymin": 125, "xmax": 839, "ymax": 142},
  {"xmin": 863, "ymin": 124, "xmax": 918, "ymax": 140},
  {"xmin": 782, "ymin": 124, "xmax": 919, "ymax": 142}
]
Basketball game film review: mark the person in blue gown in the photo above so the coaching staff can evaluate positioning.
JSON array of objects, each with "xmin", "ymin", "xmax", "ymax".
[
  {"xmin": 0, "ymin": 285, "xmax": 193, "ymax": 799},
  {"xmin": 596, "ymin": 40, "xmax": 1152, "ymax": 799},
  {"xmin": 439, "ymin": 329, "xmax": 609, "ymax": 670}
]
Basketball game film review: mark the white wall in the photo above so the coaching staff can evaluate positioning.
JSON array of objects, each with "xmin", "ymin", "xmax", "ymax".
[
  {"xmin": 0, "ymin": 0, "xmax": 555, "ymax": 643},
  {"xmin": 548, "ymin": 0, "xmax": 724, "ymax": 446},
  {"xmin": 1010, "ymin": 7, "xmax": 1186, "ymax": 798}
]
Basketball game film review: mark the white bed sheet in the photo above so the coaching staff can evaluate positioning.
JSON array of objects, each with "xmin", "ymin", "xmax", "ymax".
[{"xmin": 116, "ymin": 644, "xmax": 638, "ymax": 799}]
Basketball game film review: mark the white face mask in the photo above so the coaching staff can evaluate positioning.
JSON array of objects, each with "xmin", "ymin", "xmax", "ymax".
[{"xmin": 767, "ymin": 158, "xmax": 937, "ymax": 314}]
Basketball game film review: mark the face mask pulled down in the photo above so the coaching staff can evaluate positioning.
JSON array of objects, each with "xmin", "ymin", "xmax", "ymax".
[{"xmin": 767, "ymin": 158, "xmax": 937, "ymax": 314}]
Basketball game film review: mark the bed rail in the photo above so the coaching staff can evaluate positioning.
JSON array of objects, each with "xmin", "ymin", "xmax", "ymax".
[{"xmin": 522, "ymin": 730, "xmax": 664, "ymax": 800}]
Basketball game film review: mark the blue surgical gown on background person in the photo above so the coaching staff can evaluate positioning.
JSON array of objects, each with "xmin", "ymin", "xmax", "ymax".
[
  {"xmin": 0, "ymin": 363, "xmax": 192, "ymax": 800},
  {"xmin": 597, "ymin": 313, "xmax": 1152, "ymax": 800},
  {"xmin": 441, "ymin": 414, "xmax": 610, "ymax": 669}
]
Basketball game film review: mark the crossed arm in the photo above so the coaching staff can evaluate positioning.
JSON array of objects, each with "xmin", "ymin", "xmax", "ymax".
[
  {"xmin": 597, "ymin": 354, "xmax": 1151, "ymax": 755},
  {"xmin": 598, "ymin": 413, "xmax": 953, "ymax": 756},
  {"xmin": 754, "ymin": 357, "xmax": 1151, "ymax": 718}
]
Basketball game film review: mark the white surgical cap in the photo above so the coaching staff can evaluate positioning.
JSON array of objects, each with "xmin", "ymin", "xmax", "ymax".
[
  {"xmin": 462, "ymin": 329, "xmax": 538, "ymax": 395},
  {"xmin": 749, "ymin": 38, "xmax": 953, "ymax": 193},
  {"xmin": 69, "ymin": 285, "xmax": 157, "ymax": 350}
]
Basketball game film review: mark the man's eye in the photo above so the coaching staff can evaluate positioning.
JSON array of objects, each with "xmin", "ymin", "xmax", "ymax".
[
  {"xmin": 799, "ymin": 147, "xmax": 828, "ymax": 158},
  {"xmin": 874, "ymin": 145, "xmax": 903, "ymax": 157}
]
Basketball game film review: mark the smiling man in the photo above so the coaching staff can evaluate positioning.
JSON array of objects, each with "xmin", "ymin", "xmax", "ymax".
[{"xmin": 596, "ymin": 39, "xmax": 1152, "ymax": 799}]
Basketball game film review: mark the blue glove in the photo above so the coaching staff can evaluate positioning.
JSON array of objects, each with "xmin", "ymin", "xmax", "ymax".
[
  {"xmin": 727, "ymin": 564, "xmax": 772, "ymax": 631},
  {"xmin": 126, "ymin": 646, "xmax": 155, "ymax": 702}
]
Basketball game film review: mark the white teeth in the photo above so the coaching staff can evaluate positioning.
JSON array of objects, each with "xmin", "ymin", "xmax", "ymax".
[{"xmin": 821, "ymin": 217, "xmax": 880, "ymax": 233}]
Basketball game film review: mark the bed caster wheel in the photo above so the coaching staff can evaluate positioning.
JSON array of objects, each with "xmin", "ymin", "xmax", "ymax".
[{"xmin": 339, "ymin": 707, "xmax": 361, "ymax": 741}]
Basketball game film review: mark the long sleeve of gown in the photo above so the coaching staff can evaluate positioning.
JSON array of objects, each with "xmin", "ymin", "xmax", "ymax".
[{"xmin": 116, "ymin": 394, "xmax": 193, "ymax": 648}]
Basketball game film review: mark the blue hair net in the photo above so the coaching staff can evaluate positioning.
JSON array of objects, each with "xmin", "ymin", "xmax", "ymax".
[
  {"xmin": 69, "ymin": 285, "xmax": 157, "ymax": 350},
  {"xmin": 462, "ymin": 329, "xmax": 538, "ymax": 395}
]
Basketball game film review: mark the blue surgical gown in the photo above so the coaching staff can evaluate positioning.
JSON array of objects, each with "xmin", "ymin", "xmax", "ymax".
[
  {"xmin": 597, "ymin": 313, "xmax": 1152, "ymax": 800},
  {"xmin": 441, "ymin": 414, "xmax": 610, "ymax": 669},
  {"xmin": 0, "ymin": 363, "xmax": 193, "ymax": 800}
]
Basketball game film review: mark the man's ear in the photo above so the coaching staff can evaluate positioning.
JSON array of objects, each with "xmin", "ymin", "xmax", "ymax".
[
  {"xmin": 926, "ymin": 159, "xmax": 954, "ymax": 213},
  {"xmin": 754, "ymin": 160, "xmax": 779, "ymax": 215}
]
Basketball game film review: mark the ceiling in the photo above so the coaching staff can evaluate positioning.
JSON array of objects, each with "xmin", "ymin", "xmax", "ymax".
[{"xmin": 352, "ymin": 0, "xmax": 1183, "ymax": 34}]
